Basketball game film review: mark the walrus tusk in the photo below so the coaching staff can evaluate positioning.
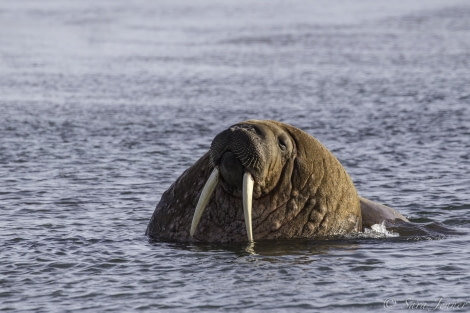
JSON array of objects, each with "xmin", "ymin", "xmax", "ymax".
[
  {"xmin": 243, "ymin": 172, "xmax": 254, "ymax": 242},
  {"xmin": 190, "ymin": 167, "xmax": 219, "ymax": 237}
]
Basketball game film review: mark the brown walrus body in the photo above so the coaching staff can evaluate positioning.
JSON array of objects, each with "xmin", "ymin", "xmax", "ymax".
[{"xmin": 146, "ymin": 120, "xmax": 407, "ymax": 243}]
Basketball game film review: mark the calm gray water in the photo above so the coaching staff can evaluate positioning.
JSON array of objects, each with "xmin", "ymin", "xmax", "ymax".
[{"xmin": 1, "ymin": 1, "xmax": 470, "ymax": 312}]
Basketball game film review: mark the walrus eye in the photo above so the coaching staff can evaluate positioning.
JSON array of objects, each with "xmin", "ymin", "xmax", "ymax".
[{"xmin": 278, "ymin": 138, "xmax": 287, "ymax": 151}]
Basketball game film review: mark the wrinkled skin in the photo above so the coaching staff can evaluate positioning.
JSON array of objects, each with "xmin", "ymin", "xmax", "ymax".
[{"xmin": 146, "ymin": 120, "xmax": 407, "ymax": 243}]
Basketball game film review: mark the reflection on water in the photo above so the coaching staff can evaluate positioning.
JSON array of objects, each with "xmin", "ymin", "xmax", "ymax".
[{"xmin": 184, "ymin": 239, "xmax": 361, "ymax": 258}]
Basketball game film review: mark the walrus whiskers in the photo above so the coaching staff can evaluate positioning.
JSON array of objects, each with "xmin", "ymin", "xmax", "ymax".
[{"xmin": 190, "ymin": 167, "xmax": 219, "ymax": 237}]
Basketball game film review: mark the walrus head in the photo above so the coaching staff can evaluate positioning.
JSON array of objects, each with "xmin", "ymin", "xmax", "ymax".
[
  {"xmin": 211, "ymin": 121, "xmax": 294, "ymax": 195},
  {"xmin": 191, "ymin": 120, "xmax": 295, "ymax": 241},
  {"xmin": 146, "ymin": 120, "xmax": 362, "ymax": 243}
]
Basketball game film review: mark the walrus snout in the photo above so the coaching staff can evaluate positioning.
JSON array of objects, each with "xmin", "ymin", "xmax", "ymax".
[
  {"xmin": 190, "ymin": 123, "xmax": 263, "ymax": 242},
  {"xmin": 220, "ymin": 151, "xmax": 244, "ymax": 188},
  {"xmin": 210, "ymin": 123, "xmax": 265, "ymax": 180}
]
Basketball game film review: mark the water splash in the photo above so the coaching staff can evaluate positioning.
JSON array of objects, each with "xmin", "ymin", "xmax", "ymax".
[{"xmin": 363, "ymin": 222, "xmax": 400, "ymax": 238}]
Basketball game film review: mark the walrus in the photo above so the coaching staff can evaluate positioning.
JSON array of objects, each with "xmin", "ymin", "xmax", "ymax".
[{"xmin": 146, "ymin": 120, "xmax": 408, "ymax": 243}]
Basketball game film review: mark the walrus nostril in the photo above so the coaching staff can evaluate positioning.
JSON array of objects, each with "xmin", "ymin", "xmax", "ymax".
[
  {"xmin": 233, "ymin": 124, "xmax": 262, "ymax": 136},
  {"xmin": 250, "ymin": 125, "xmax": 262, "ymax": 136}
]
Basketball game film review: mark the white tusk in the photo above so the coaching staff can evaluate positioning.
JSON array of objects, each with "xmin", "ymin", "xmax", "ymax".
[
  {"xmin": 190, "ymin": 167, "xmax": 219, "ymax": 237},
  {"xmin": 243, "ymin": 172, "xmax": 254, "ymax": 242}
]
